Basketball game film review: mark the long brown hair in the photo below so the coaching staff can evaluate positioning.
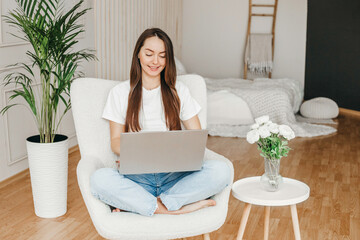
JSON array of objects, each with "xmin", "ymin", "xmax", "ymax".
[{"xmin": 125, "ymin": 28, "xmax": 181, "ymax": 132}]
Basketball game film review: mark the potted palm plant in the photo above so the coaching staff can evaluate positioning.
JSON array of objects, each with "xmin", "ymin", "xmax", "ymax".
[{"xmin": 1, "ymin": 0, "xmax": 96, "ymax": 218}]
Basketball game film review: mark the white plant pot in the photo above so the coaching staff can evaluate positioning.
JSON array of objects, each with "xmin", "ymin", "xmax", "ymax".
[{"xmin": 26, "ymin": 134, "xmax": 69, "ymax": 218}]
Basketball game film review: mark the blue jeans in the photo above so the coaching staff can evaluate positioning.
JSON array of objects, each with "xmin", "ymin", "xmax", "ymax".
[{"xmin": 90, "ymin": 160, "xmax": 231, "ymax": 216}]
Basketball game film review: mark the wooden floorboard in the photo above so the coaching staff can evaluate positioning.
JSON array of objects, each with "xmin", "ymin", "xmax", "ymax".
[{"xmin": 0, "ymin": 113, "xmax": 359, "ymax": 239}]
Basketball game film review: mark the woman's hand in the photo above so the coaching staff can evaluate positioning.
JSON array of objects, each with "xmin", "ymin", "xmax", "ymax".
[{"xmin": 182, "ymin": 115, "xmax": 201, "ymax": 130}]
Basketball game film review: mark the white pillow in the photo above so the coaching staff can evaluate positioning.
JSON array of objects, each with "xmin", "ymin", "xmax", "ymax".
[
  {"xmin": 207, "ymin": 90, "xmax": 254, "ymax": 125},
  {"xmin": 174, "ymin": 57, "xmax": 187, "ymax": 75}
]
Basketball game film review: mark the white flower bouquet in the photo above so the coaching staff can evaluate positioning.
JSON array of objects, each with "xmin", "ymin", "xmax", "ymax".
[
  {"xmin": 247, "ymin": 116, "xmax": 295, "ymax": 191},
  {"xmin": 247, "ymin": 115, "xmax": 295, "ymax": 161}
]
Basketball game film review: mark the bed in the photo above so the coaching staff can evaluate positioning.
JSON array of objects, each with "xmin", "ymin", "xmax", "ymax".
[{"xmin": 174, "ymin": 58, "xmax": 336, "ymax": 138}]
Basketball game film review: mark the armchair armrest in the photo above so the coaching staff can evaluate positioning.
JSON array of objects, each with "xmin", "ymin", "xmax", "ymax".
[
  {"xmin": 77, "ymin": 155, "xmax": 105, "ymax": 177},
  {"xmin": 76, "ymin": 156, "xmax": 110, "ymax": 216}
]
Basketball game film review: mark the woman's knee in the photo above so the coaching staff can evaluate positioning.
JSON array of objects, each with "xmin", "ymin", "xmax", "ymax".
[
  {"xmin": 90, "ymin": 168, "xmax": 119, "ymax": 192},
  {"xmin": 203, "ymin": 160, "xmax": 232, "ymax": 187}
]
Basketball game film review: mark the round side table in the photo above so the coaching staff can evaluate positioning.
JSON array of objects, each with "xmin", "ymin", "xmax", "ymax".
[{"xmin": 232, "ymin": 176, "xmax": 310, "ymax": 240}]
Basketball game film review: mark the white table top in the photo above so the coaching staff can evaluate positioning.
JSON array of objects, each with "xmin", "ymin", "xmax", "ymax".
[{"xmin": 232, "ymin": 176, "xmax": 310, "ymax": 206}]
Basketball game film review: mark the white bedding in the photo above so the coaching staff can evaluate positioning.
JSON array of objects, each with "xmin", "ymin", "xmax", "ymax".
[
  {"xmin": 207, "ymin": 90, "xmax": 254, "ymax": 125},
  {"xmin": 205, "ymin": 77, "xmax": 336, "ymax": 138},
  {"xmin": 206, "ymin": 77, "xmax": 304, "ymax": 126},
  {"xmin": 173, "ymin": 58, "xmax": 335, "ymax": 138},
  {"xmin": 206, "ymin": 77, "xmax": 304, "ymax": 113}
]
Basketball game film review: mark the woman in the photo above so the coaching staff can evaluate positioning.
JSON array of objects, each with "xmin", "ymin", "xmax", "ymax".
[{"xmin": 91, "ymin": 28, "xmax": 231, "ymax": 216}]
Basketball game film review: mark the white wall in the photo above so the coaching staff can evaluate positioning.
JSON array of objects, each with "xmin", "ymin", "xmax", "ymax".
[
  {"xmin": 181, "ymin": 0, "xmax": 307, "ymax": 85},
  {"xmin": 0, "ymin": 0, "xmax": 95, "ymax": 182}
]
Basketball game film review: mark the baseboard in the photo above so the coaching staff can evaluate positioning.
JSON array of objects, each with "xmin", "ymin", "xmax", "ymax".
[
  {"xmin": 339, "ymin": 108, "xmax": 360, "ymax": 118},
  {"xmin": 0, "ymin": 169, "xmax": 29, "ymax": 189}
]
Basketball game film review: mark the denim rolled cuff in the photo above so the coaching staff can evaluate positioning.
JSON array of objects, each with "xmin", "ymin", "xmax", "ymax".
[
  {"xmin": 145, "ymin": 199, "xmax": 158, "ymax": 217},
  {"xmin": 159, "ymin": 193, "xmax": 182, "ymax": 211}
]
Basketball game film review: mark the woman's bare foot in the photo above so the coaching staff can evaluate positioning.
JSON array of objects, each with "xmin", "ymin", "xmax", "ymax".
[
  {"xmin": 111, "ymin": 208, "xmax": 121, "ymax": 212},
  {"xmin": 175, "ymin": 199, "xmax": 216, "ymax": 214},
  {"xmin": 154, "ymin": 198, "xmax": 216, "ymax": 215},
  {"xmin": 110, "ymin": 205, "xmax": 122, "ymax": 212}
]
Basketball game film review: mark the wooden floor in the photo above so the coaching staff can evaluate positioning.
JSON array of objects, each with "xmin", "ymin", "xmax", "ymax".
[{"xmin": 1, "ymin": 113, "xmax": 359, "ymax": 240}]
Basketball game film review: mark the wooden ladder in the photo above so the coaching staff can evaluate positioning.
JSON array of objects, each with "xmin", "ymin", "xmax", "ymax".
[{"xmin": 243, "ymin": 0, "xmax": 279, "ymax": 79}]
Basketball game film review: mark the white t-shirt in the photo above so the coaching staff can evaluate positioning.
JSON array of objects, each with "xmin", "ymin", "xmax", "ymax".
[{"xmin": 102, "ymin": 80, "xmax": 201, "ymax": 131}]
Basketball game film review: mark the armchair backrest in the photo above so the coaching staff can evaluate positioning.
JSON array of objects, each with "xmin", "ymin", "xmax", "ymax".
[{"xmin": 70, "ymin": 74, "xmax": 207, "ymax": 167}]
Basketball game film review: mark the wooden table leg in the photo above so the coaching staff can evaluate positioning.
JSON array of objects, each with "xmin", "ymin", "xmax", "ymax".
[
  {"xmin": 290, "ymin": 205, "xmax": 301, "ymax": 240},
  {"xmin": 237, "ymin": 203, "xmax": 252, "ymax": 240},
  {"xmin": 264, "ymin": 206, "xmax": 270, "ymax": 240},
  {"xmin": 203, "ymin": 233, "xmax": 210, "ymax": 240}
]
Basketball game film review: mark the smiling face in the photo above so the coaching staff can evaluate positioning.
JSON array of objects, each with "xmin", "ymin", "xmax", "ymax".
[
  {"xmin": 138, "ymin": 36, "xmax": 166, "ymax": 79},
  {"xmin": 127, "ymin": 28, "xmax": 180, "ymax": 132}
]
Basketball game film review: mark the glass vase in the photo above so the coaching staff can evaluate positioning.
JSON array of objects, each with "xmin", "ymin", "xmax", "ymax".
[{"xmin": 260, "ymin": 158, "xmax": 283, "ymax": 192}]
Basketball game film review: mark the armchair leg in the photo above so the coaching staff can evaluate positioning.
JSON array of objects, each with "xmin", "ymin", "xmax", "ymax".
[{"xmin": 203, "ymin": 233, "xmax": 210, "ymax": 240}]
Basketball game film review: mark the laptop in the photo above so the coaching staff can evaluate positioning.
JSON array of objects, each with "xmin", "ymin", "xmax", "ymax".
[{"xmin": 118, "ymin": 129, "xmax": 208, "ymax": 174}]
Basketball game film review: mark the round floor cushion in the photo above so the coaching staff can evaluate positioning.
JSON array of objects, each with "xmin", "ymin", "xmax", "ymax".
[{"xmin": 300, "ymin": 97, "xmax": 339, "ymax": 119}]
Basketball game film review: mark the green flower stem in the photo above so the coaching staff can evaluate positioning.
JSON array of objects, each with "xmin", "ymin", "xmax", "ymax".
[
  {"xmin": 258, "ymin": 133, "xmax": 291, "ymax": 161},
  {"xmin": 264, "ymin": 158, "xmax": 281, "ymax": 189}
]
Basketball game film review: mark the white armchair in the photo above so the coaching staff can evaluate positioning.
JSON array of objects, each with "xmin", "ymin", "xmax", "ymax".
[{"xmin": 70, "ymin": 74, "xmax": 234, "ymax": 239}]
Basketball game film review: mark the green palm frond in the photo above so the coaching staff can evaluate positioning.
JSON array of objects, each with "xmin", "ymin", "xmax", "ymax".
[{"xmin": 1, "ymin": 0, "xmax": 96, "ymax": 143}]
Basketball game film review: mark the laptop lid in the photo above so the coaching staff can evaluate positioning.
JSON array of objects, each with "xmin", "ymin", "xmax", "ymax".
[{"xmin": 118, "ymin": 130, "xmax": 208, "ymax": 174}]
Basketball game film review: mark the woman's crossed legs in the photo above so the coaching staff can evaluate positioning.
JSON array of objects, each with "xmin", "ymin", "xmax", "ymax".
[{"xmin": 90, "ymin": 160, "xmax": 231, "ymax": 216}]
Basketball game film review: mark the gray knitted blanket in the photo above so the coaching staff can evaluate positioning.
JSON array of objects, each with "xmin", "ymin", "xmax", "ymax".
[{"xmin": 205, "ymin": 78, "xmax": 337, "ymax": 138}]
